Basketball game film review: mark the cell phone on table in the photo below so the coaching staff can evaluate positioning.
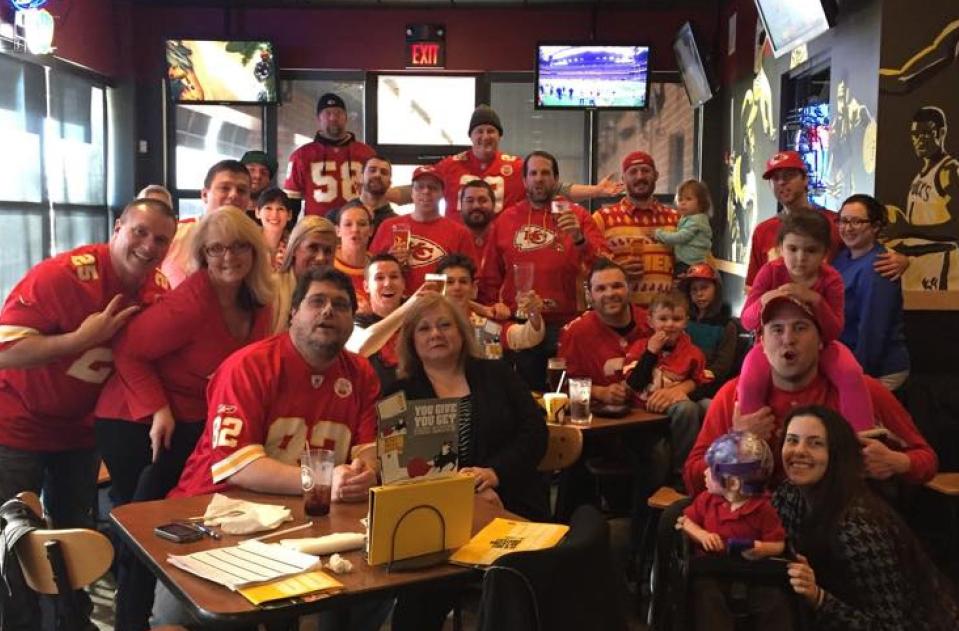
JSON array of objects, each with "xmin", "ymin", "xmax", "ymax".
[{"xmin": 154, "ymin": 522, "xmax": 204, "ymax": 543}]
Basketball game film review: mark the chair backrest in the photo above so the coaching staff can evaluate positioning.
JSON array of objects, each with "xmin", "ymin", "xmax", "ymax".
[
  {"xmin": 537, "ymin": 424, "xmax": 583, "ymax": 472},
  {"xmin": 13, "ymin": 492, "xmax": 114, "ymax": 595},
  {"xmin": 477, "ymin": 505, "xmax": 628, "ymax": 631}
]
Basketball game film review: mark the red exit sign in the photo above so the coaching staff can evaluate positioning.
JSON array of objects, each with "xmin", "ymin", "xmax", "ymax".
[{"xmin": 406, "ymin": 41, "xmax": 445, "ymax": 68}]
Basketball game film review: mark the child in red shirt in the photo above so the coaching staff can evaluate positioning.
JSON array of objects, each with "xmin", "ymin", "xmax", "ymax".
[
  {"xmin": 739, "ymin": 211, "xmax": 874, "ymax": 431},
  {"xmin": 626, "ymin": 291, "xmax": 711, "ymax": 471}
]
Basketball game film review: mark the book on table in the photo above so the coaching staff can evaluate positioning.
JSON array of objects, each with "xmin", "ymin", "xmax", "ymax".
[
  {"xmin": 375, "ymin": 391, "xmax": 461, "ymax": 485},
  {"xmin": 449, "ymin": 518, "xmax": 570, "ymax": 567}
]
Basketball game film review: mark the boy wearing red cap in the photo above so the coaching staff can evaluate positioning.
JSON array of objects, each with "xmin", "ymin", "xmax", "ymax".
[
  {"xmin": 593, "ymin": 151, "xmax": 678, "ymax": 306},
  {"xmin": 369, "ymin": 166, "xmax": 479, "ymax": 292}
]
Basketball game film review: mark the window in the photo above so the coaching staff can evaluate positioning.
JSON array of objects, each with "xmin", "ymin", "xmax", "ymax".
[
  {"xmin": 0, "ymin": 55, "xmax": 109, "ymax": 300},
  {"xmin": 276, "ymin": 77, "xmax": 364, "ymax": 186},
  {"xmin": 173, "ymin": 103, "xmax": 264, "ymax": 192},
  {"xmin": 375, "ymin": 74, "xmax": 475, "ymax": 146},
  {"xmin": 491, "ymin": 80, "xmax": 588, "ymax": 185},
  {"xmin": 596, "ymin": 81, "xmax": 696, "ymax": 199}
]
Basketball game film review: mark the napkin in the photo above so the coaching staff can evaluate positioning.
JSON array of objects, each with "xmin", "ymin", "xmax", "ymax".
[
  {"xmin": 202, "ymin": 494, "xmax": 293, "ymax": 535},
  {"xmin": 279, "ymin": 532, "xmax": 366, "ymax": 555}
]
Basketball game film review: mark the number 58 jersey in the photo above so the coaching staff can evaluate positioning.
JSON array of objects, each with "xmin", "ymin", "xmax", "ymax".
[
  {"xmin": 0, "ymin": 243, "xmax": 168, "ymax": 452},
  {"xmin": 169, "ymin": 334, "xmax": 379, "ymax": 498},
  {"xmin": 283, "ymin": 133, "xmax": 377, "ymax": 218}
]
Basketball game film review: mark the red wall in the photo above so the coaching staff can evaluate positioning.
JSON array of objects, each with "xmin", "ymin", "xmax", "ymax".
[
  {"xmin": 131, "ymin": 4, "xmax": 719, "ymax": 76},
  {"xmin": 46, "ymin": 0, "xmax": 132, "ymax": 78}
]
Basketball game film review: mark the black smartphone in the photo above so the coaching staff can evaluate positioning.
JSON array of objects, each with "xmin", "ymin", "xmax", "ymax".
[{"xmin": 154, "ymin": 522, "xmax": 204, "ymax": 543}]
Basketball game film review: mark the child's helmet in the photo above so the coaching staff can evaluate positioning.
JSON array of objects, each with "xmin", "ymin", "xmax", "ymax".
[{"xmin": 705, "ymin": 431, "xmax": 773, "ymax": 495}]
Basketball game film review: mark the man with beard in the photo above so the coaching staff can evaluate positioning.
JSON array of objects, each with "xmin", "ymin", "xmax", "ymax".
[
  {"xmin": 458, "ymin": 179, "xmax": 497, "ymax": 251},
  {"xmin": 240, "ymin": 150, "xmax": 278, "ymax": 219},
  {"xmin": 593, "ymin": 152, "xmax": 678, "ymax": 307},
  {"xmin": 558, "ymin": 258, "xmax": 651, "ymax": 404},
  {"xmin": 479, "ymin": 151, "xmax": 609, "ymax": 389},
  {"xmin": 683, "ymin": 294, "xmax": 937, "ymax": 495},
  {"xmin": 284, "ymin": 93, "xmax": 376, "ymax": 218},
  {"xmin": 329, "ymin": 155, "xmax": 397, "ymax": 241},
  {"xmin": 369, "ymin": 166, "xmax": 478, "ymax": 292},
  {"xmin": 388, "ymin": 105, "xmax": 621, "ymax": 219}
]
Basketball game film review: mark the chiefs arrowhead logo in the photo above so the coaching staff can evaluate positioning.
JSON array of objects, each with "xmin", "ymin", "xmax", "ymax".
[
  {"xmin": 513, "ymin": 226, "xmax": 557, "ymax": 252},
  {"xmin": 408, "ymin": 236, "xmax": 447, "ymax": 268}
]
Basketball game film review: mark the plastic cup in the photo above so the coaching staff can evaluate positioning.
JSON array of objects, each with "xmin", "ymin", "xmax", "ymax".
[
  {"xmin": 301, "ymin": 448, "xmax": 334, "ymax": 517},
  {"xmin": 568, "ymin": 378, "xmax": 592, "ymax": 425},
  {"xmin": 543, "ymin": 392, "xmax": 569, "ymax": 424},
  {"xmin": 546, "ymin": 357, "xmax": 567, "ymax": 393}
]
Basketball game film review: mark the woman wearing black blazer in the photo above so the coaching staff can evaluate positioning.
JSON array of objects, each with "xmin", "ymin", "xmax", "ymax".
[{"xmin": 386, "ymin": 293, "xmax": 548, "ymax": 521}]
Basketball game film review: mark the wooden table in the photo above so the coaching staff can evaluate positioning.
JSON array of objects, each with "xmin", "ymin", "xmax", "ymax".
[
  {"xmin": 552, "ymin": 407, "xmax": 669, "ymax": 433},
  {"xmin": 110, "ymin": 491, "xmax": 512, "ymax": 627}
]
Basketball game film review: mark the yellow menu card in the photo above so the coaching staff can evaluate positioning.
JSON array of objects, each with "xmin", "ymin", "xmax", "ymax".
[
  {"xmin": 237, "ymin": 570, "xmax": 343, "ymax": 606},
  {"xmin": 449, "ymin": 518, "xmax": 569, "ymax": 567}
]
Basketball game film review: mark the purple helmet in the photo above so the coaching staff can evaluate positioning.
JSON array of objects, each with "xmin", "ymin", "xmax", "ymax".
[{"xmin": 705, "ymin": 431, "xmax": 773, "ymax": 495}]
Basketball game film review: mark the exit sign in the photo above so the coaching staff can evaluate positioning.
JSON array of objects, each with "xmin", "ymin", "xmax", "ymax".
[{"xmin": 405, "ymin": 24, "xmax": 445, "ymax": 68}]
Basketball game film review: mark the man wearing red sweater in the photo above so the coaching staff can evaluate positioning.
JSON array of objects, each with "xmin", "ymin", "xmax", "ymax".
[
  {"xmin": 683, "ymin": 295, "xmax": 937, "ymax": 495},
  {"xmin": 479, "ymin": 151, "xmax": 610, "ymax": 389}
]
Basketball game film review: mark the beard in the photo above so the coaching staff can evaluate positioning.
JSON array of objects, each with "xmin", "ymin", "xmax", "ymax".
[{"xmin": 463, "ymin": 209, "xmax": 492, "ymax": 229}]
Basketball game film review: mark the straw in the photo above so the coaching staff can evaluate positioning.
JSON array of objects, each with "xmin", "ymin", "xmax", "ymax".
[
  {"xmin": 246, "ymin": 521, "xmax": 314, "ymax": 543},
  {"xmin": 556, "ymin": 370, "xmax": 567, "ymax": 394}
]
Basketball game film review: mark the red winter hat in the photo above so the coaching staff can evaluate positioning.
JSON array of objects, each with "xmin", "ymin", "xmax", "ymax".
[
  {"xmin": 412, "ymin": 165, "xmax": 445, "ymax": 189},
  {"xmin": 621, "ymin": 151, "xmax": 656, "ymax": 172},
  {"xmin": 762, "ymin": 151, "xmax": 807, "ymax": 179}
]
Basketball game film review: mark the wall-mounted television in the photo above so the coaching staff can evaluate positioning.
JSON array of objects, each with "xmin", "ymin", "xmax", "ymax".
[
  {"xmin": 166, "ymin": 39, "xmax": 278, "ymax": 104},
  {"xmin": 535, "ymin": 44, "xmax": 650, "ymax": 110},
  {"xmin": 754, "ymin": 0, "xmax": 838, "ymax": 58},
  {"xmin": 674, "ymin": 23, "xmax": 712, "ymax": 108}
]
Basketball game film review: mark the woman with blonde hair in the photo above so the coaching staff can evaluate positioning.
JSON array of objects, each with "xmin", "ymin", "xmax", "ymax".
[
  {"xmin": 390, "ymin": 293, "xmax": 548, "ymax": 519},
  {"xmin": 389, "ymin": 298, "xmax": 547, "ymax": 631},
  {"xmin": 94, "ymin": 206, "xmax": 274, "ymax": 629},
  {"xmin": 271, "ymin": 215, "xmax": 337, "ymax": 332},
  {"xmin": 334, "ymin": 204, "xmax": 374, "ymax": 313}
]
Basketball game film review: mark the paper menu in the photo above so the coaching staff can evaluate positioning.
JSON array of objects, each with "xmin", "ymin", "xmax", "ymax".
[
  {"xmin": 167, "ymin": 540, "xmax": 320, "ymax": 590},
  {"xmin": 237, "ymin": 570, "xmax": 343, "ymax": 605},
  {"xmin": 449, "ymin": 518, "xmax": 569, "ymax": 567}
]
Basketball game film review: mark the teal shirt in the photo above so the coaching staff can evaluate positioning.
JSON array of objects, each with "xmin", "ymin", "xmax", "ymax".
[{"xmin": 655, "ymin": 213, "xmax": 712, "ymax": 266}]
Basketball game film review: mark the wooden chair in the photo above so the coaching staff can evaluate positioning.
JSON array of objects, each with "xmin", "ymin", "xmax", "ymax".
[
  {"xmin": 537, "ymin": 424, "xmax": 584, "ymax": 472},
  {"xmin": 13, "ymin": 492, "xmax": 114, "ymax": 631}
]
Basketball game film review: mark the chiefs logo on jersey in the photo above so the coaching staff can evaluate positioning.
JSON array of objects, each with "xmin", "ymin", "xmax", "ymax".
[
  {"xmin": 408, "ymin": 236, "xmax": 447, "ymax": 268},
  {"xmin": 513, "ymin": 226, "xmax": 558, "ymax": 252}
]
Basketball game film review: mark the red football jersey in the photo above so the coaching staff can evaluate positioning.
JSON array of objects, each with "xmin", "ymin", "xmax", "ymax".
[
  {"xmin": 433, "ymin": 150, "xmax": 525, "ymax": 219},
  {"xmin": 0, "ymin": 243, "xmax": 168, "ymax": 451},
  {"xmin": 368, "ymin": 215, "xmax": 480, "ymax": 293},
  {"xmin": 170, "ymin": 334, "xmax": 379, "ymax": 498},
  {"xmin": 95, "ymin": 271, "xmax": 273, "ymax": 424},
  {"xmin": 334, "ymin": 255, "xmax": 371, "ymax": 315},
  {"xmin": 283, "ymin": 134, "xmax": 377, "ymax": 217},
  {"xmin": 592, "ymin": 199, "xmax": 678, "ymax": 307},
  {"xmin": 478, "ymin": 198, "xmax": 611, "ymax": 325},
  {"xmin": 745, "ymin": 207, "xmax": 840, "ymax": 287},
  {"xmin": 557, "ymin": 306, "xmax": 651, "ymax": 387}
]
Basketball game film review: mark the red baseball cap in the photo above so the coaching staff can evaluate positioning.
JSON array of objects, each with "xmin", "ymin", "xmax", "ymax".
[
  {"xmin": 412, "ymin": 165, "xmax": 444, "ymax": 189},
  {"xmin": 681, "ymin": 262, "xmax": 719, "ymax": 284},
  {"xmin": 759, "ymin": 294, "xmax": 819, "ymax": 331},
  {"xmin": 762, "ymin": 151, "xmax": 807, "ymax": 179},
  {"xmin": 621, "ymin": 151, "xmax": 656, "ymax": 172}
]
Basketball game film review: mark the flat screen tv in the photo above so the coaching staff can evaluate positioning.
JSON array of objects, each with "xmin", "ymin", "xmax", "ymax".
[
  {"xmin": 535, "ymin": 44, "xmax": 650, "ymax": 110},
  {"xmin": 674, "ymin": 23, "xmax": 712, "ymax": 108},
  {"xmin": 166, "ymin": 39, "xmax": 278, "ymax": 104},
  {"xmin": 754, "ymin": 0, "xmax": 837, "ymax": 58}
]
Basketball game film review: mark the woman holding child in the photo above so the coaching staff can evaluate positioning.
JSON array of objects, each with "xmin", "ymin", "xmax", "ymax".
[{"xmin": 774, "ymin": 405, "xmax": 958, "ymax": 630}]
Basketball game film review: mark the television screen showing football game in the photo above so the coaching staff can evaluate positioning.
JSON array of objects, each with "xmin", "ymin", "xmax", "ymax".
[
  {"xmin": 166, "ymin": 39, "xmax": 278, "ymax": 104},
  {"xmin": 535, "ymin": 45, "xmax": 650, "ymax": 110}
]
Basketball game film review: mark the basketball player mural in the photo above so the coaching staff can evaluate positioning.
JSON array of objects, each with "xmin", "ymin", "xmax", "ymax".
[{"xmin": 885, "ymin": 106, "xmax": 959, "ymax": 293}]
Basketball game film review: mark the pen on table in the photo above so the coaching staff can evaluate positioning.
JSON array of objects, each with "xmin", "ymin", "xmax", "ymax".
[{"xmin": 188, "ymin": 522, "xmax": 221, "ymax": 540}]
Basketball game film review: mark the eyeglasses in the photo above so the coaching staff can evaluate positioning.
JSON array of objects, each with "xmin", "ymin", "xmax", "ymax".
[
  {"xmin": 838, "ymin": 218, "xmax": 874, "ymax": 228},
  {"xmin": 204, "ymin": 242, "xmax": 253, "ymax": 258},
  {"xmin": 307, "ymin": 294, "xmax": 353, "ymax": 314}
]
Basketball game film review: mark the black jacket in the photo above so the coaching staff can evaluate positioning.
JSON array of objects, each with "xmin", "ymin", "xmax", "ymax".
[{"xmin": 386, "ymin": 358, "xmax": 549, "ymax": 521}]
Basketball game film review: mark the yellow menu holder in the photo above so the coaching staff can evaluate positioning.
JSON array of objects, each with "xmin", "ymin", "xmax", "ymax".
[{"xmin": 366, "ymin": 474, "xmax": 474, "ymax": 569}]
